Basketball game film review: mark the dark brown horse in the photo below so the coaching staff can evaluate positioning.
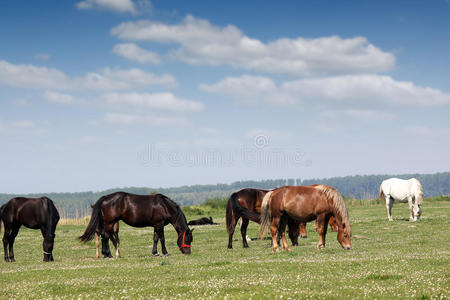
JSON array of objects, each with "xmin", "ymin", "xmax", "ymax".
[
  {"xmin": 259, "ymin": 185, "xmax": 352, "ymax": 252},
  {"xmin": 1, "ymin": 197, "xmax": 60, "ymax": 262},
  {"xmin": 188, "ymin": 216, "xmax": 218, "ymax": 226},
  {"xmin": 79, "ymin": 192, "xmax": 193, "ymax": 257},
  {"xmin": 226, "ymin": 188, "xmax": 307, "ymax": 248}
]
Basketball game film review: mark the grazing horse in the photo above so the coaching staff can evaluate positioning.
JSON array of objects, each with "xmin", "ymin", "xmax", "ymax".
[
  {"xmin": 259, "ymin": 185, "xmax": 352, "ymax": 252},
  {"xmin": 225, "ymin": 188, "xmax": 307, "ymax": 248},
  {"xmin": 188, "ymin": 216, "xmax": 218, "ymax": 226},
  {"xmin": 380, "ymin": 178, "xmax": 424, "ymax": 222},
  {"xmin": 79, "ymin": 192, "xmax": 193, "ymax": 257},
  {"xmin": 95, "ymin": 222, "xmax": 119, "ymax": 258},
  {"xmin": 1, "ymin": 197, "xmax": 60, "ymax": 262}
]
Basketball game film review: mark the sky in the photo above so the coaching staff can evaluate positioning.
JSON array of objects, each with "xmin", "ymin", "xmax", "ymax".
[{"xmin": 1, "ymin": 0, "xmax": 449, "ymax": 194}]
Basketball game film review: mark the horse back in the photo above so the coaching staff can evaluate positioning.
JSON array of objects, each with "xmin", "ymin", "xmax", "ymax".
[
  {"xmin": 4, "ymin": 197, "xmax": 48, "ymax": 229},
  {"xmin": 101, "ymin": 192, "xmax": 174, "ymax": 227},
  {"xmin": 236, "ymin": 188, "xmax": 268, "ymax": 213}
]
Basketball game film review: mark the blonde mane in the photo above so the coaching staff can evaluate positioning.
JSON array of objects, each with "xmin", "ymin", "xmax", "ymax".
[
  {"xmin": 258, "ymin": 190, "xmax": 274, "ymax": 239},
  {"xmin": 313, "ymin": 185, "xmax": 351, "ymax": 235}
]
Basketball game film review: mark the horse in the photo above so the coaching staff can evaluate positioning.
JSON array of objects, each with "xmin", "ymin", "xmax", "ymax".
[
  {"xmin": 0, "ymin": 197, "xmax": 60, "ymax": 262},
  {"xmin": 94, "ymin": 222, "xmax": 119, "ymax": 258},
  {"xmin": 188, "ymin": 216, "xmax": 218, "ymax": 226},
  {"xmin": 259, "ymin": 185, "xmax": 352, "ymax": 252},
  {"xmin": 225, "ymin": 188, "xmax": 307, "ymax": 248},
  {"xmin": 79, "ymin": 192, "xmax": 193, "ymax": 257},
  {"xmin": 380, "ymin": 178, "xmax": 424, "ymax": 222}
]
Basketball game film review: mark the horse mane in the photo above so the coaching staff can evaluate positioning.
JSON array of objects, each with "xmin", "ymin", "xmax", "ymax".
[
  {"xmin": 314, "ymin": 185, "xmax": 351, "ymax": 235},
  {"xmin": 159, "ymin": 194, "xmax": 188, "ymax": 231}
]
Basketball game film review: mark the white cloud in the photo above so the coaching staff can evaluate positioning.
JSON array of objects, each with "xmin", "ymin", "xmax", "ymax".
[
  {"xmin": 44, "ymin": 90, "xmax": 78, "ymax": 104},
  {"xmin": 111, "ymin": 15, "xmax": 395, "ymax": 76},
  {"xmin": 0, "ymin": 60, "xmax": 71, "ymax": 89},
  {"xmin": 104, "ymin": 112, "xmax": 188, "ymax": 126},
  {"xmin": 0, "ymin": 119, "xmax": 49, "ymax": 135},
  {"xmin": 0, "ymin": 60, "xmax": 176, "ymax": 91},
  {"xmin": 35, "ymin": 53, "xmax": 51, "ymax": 60},
  {"xmin": 101, "ymin": 92, "xmax": 204, "ymax": 112},
  {"xmin": 200, "ymin": 74, "xmax": 450, "ymax": 107},
  {"xmin": 320, "ymin": 109, "xmax": 396, "ymax": 121},
  {"xmin": 77, "ymin": 0, "xmax": 138, "ymax": 14},
  {"xmin": 113, "ymin": 43, "xmax": 160, "ymax": 64}
]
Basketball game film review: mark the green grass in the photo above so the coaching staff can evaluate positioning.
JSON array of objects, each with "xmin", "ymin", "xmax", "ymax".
[{"xmin": 1, "ymin": 199, "xmax": 449, "ymax": 299}]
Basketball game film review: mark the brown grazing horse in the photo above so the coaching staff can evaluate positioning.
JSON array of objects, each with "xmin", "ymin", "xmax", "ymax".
[
  {"xmin": 259, "ymin": 185, "xmax": 352, "ymax": 252},
  {"xmin": 80, "ymin": 192, "xmax": 193, "ymax": 257},
  {"xmin": 225, "ymin": 188, "xmax": 308, "ymax": 248},
  {"xmin": 1, "ymin": 197, "xmax": 60, "ymax": 262}
]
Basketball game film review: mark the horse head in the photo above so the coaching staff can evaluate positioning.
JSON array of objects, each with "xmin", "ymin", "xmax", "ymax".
[
  {"xmin": 412, "ymin": 204, "xmax": 422, "ymax": 221},
  {"xmin": 337, "ymin": 222, "xmax": 352, "ymax": 250},
  {"xmin": 177, "ymin": 228, "xmax": 194, "ymax": 255}
]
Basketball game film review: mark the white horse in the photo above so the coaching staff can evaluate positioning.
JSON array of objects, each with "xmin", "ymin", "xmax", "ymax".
[{"xmin": 379, "ymin": 178, "xmax": 424, "ymax": 221}]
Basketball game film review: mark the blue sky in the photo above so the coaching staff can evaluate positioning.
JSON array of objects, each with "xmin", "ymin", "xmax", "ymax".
[{"xmin": 1, "ymin": 0, "xmax": 449, "ymax": 193}]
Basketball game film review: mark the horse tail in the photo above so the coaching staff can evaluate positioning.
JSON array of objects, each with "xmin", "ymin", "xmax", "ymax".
[
  {"xmin": 315, "ymin": 185, "xmax": 351, "ymax": 235},
  {"xmin": 225, "ymin": 195, "xmax": 235, "ymax": 235},
  {"xmin": 79, "ymin": 196, "xmax": 105, "ymax": 243},
  {"xmin": 230, "ymin": 192, "xmax": 260, "ymax": 223},
  {"xmin": 258, "ymin": 191, "xmax": 273, "ymax": 239},
  {"xmin": 0, "ymin": 204, "xmax": 4, "ymax": 233},
  {"xmin": 43, "ymin": 197, "xmax": 60, "ymax": 227},
  {"xmin": 379, "ymin": 184, "xmax": 385, "ymax": 201},
  {"xmin": 413, "ymin": 179, "xmax": 424, "ymax": 205}
]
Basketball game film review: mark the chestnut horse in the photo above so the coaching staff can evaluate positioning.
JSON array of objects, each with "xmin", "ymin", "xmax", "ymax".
[
  {"xmin": 259, "ymin": 185, "xmax": 351, "ymax": 252},
  {"xmin": 225, "ymin": 188, "xmax": 308, "ymax": 248},
  {"xmin": 80, "ymin": 192, "xmax": 193, "ymax": 257},
  {"xmin": 1, "ymin": 197, "xmax": 60, "ymax": 262}
]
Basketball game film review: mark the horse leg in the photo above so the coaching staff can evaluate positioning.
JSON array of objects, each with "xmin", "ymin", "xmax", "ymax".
[
  {"xmin": 95, "ymin": 232, "xmax": 100, "ymax": 259},
  {"xmin": 241, "ymin": 218, "xmax": 250, "ymax": 248},
  {"xmin": 152, "ymin": 228, "xmax": 160, "ymax": 256},
  {"xmin": 278, "ymin": 214, "xmax": 291, "ymax": 251},
  {"xmin": 270, "ymin": 217, "xmax": 281, "ymax": 252},
  {"xmin": 3, "ymin": 227, "xmax": 11, "ymax": 262},
  {"xmin": 299, "ymin": 222, "xmax": 307, "ymax": 239},
  {"xmin": 287, "ymin": 218, "xmax": 299, "ymax": 246},
  {"xmin": 408, "ymin": 196, "xmax": 414, "ymax": 221},
  {"xmin": 316, "ymin": 214, "xmax": 329, "ymax": 250},
  {"xmin": 385, "ymin": 196, "xmax": 394, "ymax": 221},
  {"xmin": 8, "ymin": 226, "xmax": 20, "ymax": 262},
  {"xmin": 101, "ymin": 223, "xmax": 113, "ymax": 258},
  {"xmin": 41, "ymin": 225, "xmax": 56, "ymax": 262},
  {"xmin": 156, "ymin": 227, "xmax": 169, "ymax": 256},
  {"xmin": 109, "ymin": 232, "xmax": 120, "ymax": 259}
]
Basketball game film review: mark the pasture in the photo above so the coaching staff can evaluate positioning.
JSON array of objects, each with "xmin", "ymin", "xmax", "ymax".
[{"xmin": 1, "ymin": 198, "xmax": 449, "ymax": 299}]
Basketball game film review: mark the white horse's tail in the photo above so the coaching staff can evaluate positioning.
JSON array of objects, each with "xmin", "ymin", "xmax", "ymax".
[
  {"xmin": 258, "ymin": 190, "xmax": 273, "ymax": 239},
  {"xmin": 379, "ymin": 184, "xmax": 385, "ymax": 201},
  {"xmin": 413, "ymin": 179, "xmax": 424, "ymax": 205}
]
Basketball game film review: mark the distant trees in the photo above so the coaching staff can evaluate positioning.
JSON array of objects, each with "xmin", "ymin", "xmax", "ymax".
[{"xmin": 0, "ymin": 172, "xmax": 448, "ymax": 218}]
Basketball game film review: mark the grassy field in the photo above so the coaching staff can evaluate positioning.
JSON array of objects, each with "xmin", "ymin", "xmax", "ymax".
[{"xmin": 1, "ymin": 198, "xmax": 449, "ymax": 299}]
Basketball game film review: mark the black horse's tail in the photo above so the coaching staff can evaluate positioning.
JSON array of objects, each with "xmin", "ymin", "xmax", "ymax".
[
  {"xmin": 43, "ymin": 197, "xmax": 60, "ymax": 227},
  {"xmin": 230, "ymin": 193, "xmax": 260, "ymax": 223},
  {"xmin": 79, "ymin": 196, "xmax": 105, "ymax": 243},
  {"xmin": 225, "ymin": 198, "xmax": 234, "ymax": 235},
  {"xmin": 0, "ymin": 204, "xmax": 5, "ymax": 233}
]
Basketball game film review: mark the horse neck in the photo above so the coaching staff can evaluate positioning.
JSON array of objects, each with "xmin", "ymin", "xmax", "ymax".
[{"xmin": 170, "ymin": 207, "xmax": 188, "ymax": 235}]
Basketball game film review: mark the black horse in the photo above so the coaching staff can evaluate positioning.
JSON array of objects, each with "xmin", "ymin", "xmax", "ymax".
[
  {"xmin": 0, "ymin": 197, "xmax": 60, "ymax": 262},
  {"xmin": 79, "ymin": 192, "xmax": 193, "ymax": 257},
  {"xmin": 188, "ymin": 216, "xmax": 218, "ymax": 226}
]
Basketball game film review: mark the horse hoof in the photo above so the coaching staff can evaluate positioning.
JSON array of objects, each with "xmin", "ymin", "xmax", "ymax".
[
  {"xmin": 272, "ymin": 248, "xmax": 280, "ymax": 253},
  {"xmin": 153, "ymin": 253, "xmax": 161, "ymax": 257},
  {"xmin": 318, "ymin": 244, "xmax": 325, "ymax": 250},
  {"xmin": 162, "ymin": 253, "xmax": 170, "ymax": 257},
  {"xmin": 9, "ymin": 257, "xmax": 16, "ymax": 262},
  {"xmin": 285, "ymin": 248, "xmax": 292, "ymax": 252}
]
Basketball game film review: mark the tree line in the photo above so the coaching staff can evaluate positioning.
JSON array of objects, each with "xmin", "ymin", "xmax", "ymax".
[{"xmin": 0, "ymin": 172, "xmax": 448, "ymax": 218}]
